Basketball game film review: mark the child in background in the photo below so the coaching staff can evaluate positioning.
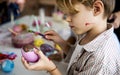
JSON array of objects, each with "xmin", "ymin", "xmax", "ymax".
[
  {"xmin": 22, "ymin": 0, "xmax": 120, "ymax": 75},
  {"xmin": 0, "ymin": 0, "xmax": 25, "ymax": 25},
  {"xmin": 108, "ymin": 0, "xmax": 120, "ymax": 42}
]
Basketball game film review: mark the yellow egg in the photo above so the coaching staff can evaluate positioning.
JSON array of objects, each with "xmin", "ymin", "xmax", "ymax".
[
  {"xmin": 34, "ymin": 38, "xmax": 44, "ymax": 47},
  {"xmin": 55, "ymin": 44, "xmax": 62, "ymax": 51}
]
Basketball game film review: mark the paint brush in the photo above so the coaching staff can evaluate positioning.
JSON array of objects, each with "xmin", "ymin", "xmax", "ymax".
[
  {"xmin": 8, "ymin": 28, "xmax": 18, "ymax": 36},
  {"xmin": 28, "ymin": 30, "xmax": 45, "ymax": 38}
]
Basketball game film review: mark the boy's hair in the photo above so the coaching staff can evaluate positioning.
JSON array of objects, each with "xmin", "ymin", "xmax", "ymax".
[{"xmin": 56, "ymin": 0, "xmax": 115, "ymax": 18}]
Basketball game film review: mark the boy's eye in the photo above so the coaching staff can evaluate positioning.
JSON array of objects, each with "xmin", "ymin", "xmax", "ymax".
[
  {"xmin": 69, "ymin": 12, "xmax": 78, "ymax": 16},
  {"xmin": 63, "ymin": 12, "xmax": 77, "ymax": 19},
  {"xmin": 65, "ymin": 13, "xmax": 75, "ymax": 16}
]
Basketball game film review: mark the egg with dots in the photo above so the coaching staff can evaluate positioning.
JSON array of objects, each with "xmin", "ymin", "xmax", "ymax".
[
  {"xmin": 40, "ymin": 44, "xmax": 63, "ymax": 62},
  {"xmin": 21, "ymin": 44, "xmax": 39, "ymax": 63}
]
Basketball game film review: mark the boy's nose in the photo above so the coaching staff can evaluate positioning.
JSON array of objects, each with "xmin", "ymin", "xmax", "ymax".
[{"xmin": 65, "ymin": 16, "xmax": 72, "ymax": 22}]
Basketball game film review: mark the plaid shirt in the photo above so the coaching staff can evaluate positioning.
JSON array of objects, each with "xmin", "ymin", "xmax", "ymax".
[{"xmin": 67, "ymin": 24, "xmax": 120, "ymax": 75}]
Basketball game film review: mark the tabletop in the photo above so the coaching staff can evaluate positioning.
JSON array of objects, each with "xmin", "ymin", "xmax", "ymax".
[{"xmin": 0, "ymin": 15, "xmax": 70, "ymax": 75}]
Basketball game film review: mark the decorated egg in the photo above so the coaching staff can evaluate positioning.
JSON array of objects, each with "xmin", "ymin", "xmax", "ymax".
[
  {"xmin": 1, "ymin": 59, "xmax": 14, "ymax": 73},
  {"xmin": 40, "ymin": 44, "xmax": 54, "ymax": 56},
  {"xmin": 34, "ymin": 38, "xmax": 44, "ymax": 47},
  {"xmin": 12, "ymin": 25, "xmax": 22, "ymax": 33},
  {"xmin": 12, "ymin": 24, "xmax": 27, "ymax": 33},
  {"xmin": 21, "ymin": 44, "xmax": 39, "ymax": 63}
]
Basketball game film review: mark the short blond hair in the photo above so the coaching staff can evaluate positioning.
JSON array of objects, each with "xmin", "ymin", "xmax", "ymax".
[{"xmin": 56, "ymin": 0, "xmax": 115, "ymax": 18}]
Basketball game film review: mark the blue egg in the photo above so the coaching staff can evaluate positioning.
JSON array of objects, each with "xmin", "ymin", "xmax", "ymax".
[{"xmin": 1, "ymin": 59, "xmax": 14, "ymax": 73}]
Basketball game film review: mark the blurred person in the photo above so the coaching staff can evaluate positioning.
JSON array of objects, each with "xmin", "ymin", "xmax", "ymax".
[
  {"xmin": 108, "ymin": 0, "xmax": 120, "ymax": 42},
  {"xmin": 0, "ymin": 0, "xmax": 25, "ymax": 25}
]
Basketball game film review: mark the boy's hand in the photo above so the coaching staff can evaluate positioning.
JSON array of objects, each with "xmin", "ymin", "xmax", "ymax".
[
  {"xmin": 44, "ymin": 30, "xmax": 65, "ymax": 45},
  {"xmin": 21, "ymin": 48, "xmax": 56, "ymax": 71}
]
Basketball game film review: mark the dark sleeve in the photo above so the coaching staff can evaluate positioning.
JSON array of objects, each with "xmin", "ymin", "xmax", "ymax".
[
  {"xmin": 113, "ymin": 0, "xmax": 120, "ymax": 12},
  {"xmin": 114, "ymin": 28, "xmax": 120, "ymax": 42},
  {"xmin": 0, "ymin": 1, "xmax": 9, "ymax": 25},
  {"xmin": 113, "ymin": 0, "xmax": 120, "ymax": 42}
]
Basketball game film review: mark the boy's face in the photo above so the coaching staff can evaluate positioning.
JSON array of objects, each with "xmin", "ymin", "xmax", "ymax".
[{"xmin": 65, "ymin": 3, "xmax": 96, "ymax": 35}]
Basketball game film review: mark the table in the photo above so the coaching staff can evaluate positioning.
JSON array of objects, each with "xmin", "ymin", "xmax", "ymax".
[{"xmin": 0, "ymin": 16, "xmax": 70, "ymax": 75}]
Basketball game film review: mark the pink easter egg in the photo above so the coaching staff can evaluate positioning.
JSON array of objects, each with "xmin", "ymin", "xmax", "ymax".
[
  {"xmin": 12, "ymin": 25, "xmax": 22, "ymax": 33},
  {"xmin": 21, "ymin": 44, "xmax": 39, "ymax": 63}
]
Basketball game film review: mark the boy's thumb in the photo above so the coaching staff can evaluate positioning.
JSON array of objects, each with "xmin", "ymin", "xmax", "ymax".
[{"xmin": 33, "ymin": 48, "xmax": 45, "ymax": 57}]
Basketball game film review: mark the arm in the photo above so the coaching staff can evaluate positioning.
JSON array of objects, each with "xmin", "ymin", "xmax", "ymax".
[
  {"xmin": 21, "ymin": 49, "xmax": 62, "ymax": 75},
  {"xmin": 44, "ymin": 30, "xmax": 76, "ymax": 55},
  {"xmin": 49, "ymin": 68, "xmax": 62, "ymax": 75},
  {"xmin": 8, "ymin": 0, "xmax": 25, "ymax": 12},
  {"xmin": 15, "ymin": 0, "xmax": 25, "ymax": 12}
]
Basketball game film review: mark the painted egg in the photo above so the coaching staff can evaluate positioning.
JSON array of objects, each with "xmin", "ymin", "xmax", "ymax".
[
  {"xmin": 1, "ymin": 59, "xmax": 14, "ymax": 73},
  {"xmin": 21, "ymin": 44, "xmax": 39, "ymax": 63},
  {"xmin": 34, "ymin": 38, "xmax": 44, "ymax": 47},
  {"xmin": 12, "ymin": 25, "xmax": 22, "ymax": 33},
  {"xmin": 40, "ymin": 44, "xmax": 54, "ymax": 56}
]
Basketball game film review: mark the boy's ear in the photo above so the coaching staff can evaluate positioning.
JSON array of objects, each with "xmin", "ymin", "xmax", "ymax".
[{"xmin": 93, "ymin": 0, "xmax": 104, "ymax": 16}]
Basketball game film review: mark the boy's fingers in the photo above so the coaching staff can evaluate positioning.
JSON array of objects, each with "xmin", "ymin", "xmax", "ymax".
[
  {"xmin": 21, "ymin": 57, "xmax": 30, "ymax": 69},
  {"xmin": 33, "ymin": 48, "xmax": 45, "ymax": 57},
  {"xmin": 33, "ymin": 48, "xmax": 50, "ymax": 61},
  {"xmin": 21, "ymin": 57, "xmax": 38, "ymax": 70},
  {"xmin": 45, "ymin": 35, "xmax": 53, "ymax": 40}
]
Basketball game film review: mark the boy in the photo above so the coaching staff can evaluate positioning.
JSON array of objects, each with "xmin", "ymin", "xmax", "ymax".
[{"xmin": 22, "ymin": 0, "xmax": 120, "ymax": 75}]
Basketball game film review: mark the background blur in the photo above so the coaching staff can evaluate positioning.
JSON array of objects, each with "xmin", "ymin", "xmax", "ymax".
[{"xmin": 20, "ymin": 0, "xmax": 56, "ymax": 17}]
